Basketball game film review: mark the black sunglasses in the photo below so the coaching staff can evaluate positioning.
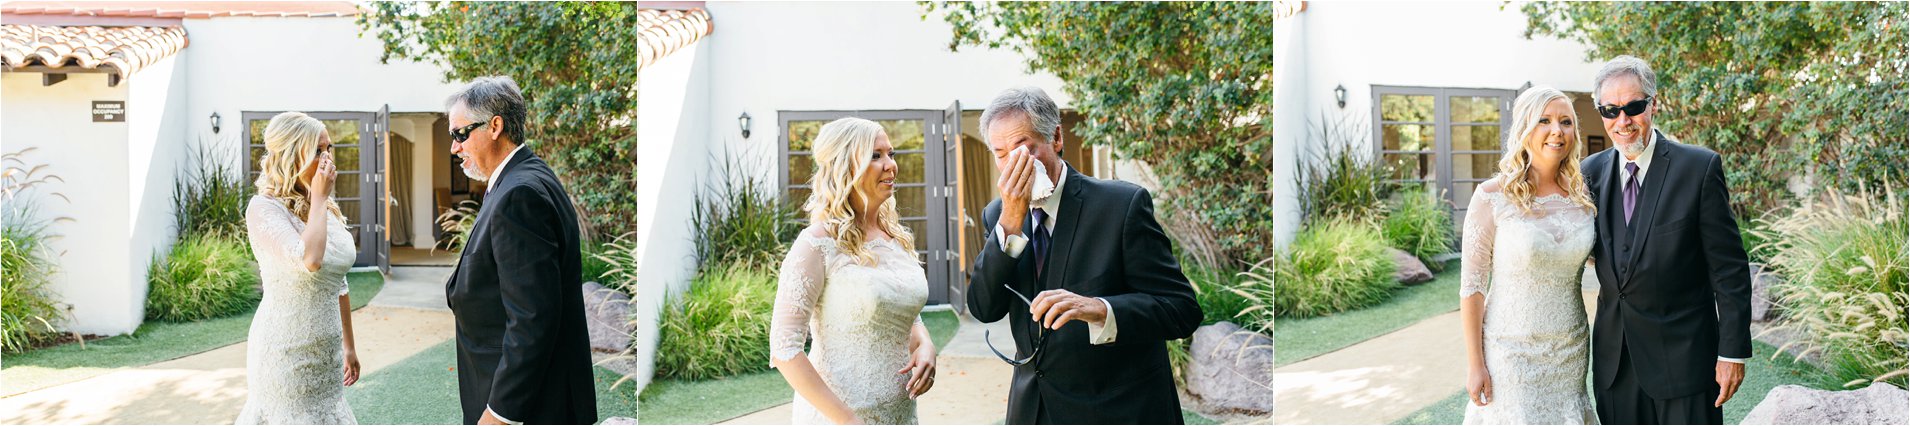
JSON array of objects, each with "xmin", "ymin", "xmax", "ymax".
[
  {"xmin": 1595, "ymin": 96, "xmax": 1653, "ymax": 119},
  {"xmin": 985, "ymin": 284, "xmax": 1046, "ymax": 366},
  {"xmin": 450, "ymin": 121, "xmax": 489, "ymax": 143}
]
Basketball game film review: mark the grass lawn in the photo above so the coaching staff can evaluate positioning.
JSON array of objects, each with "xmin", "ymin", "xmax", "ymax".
[
  {"xmin": 1393, "ymin": 341, "xmax": 1826, "ymax": 424},
  {"xmin": 346, "ymin": 339, "xmax": 638, "ymax": 424},
  {"xmin": 635, "ymin": 309, "xmax": 964, "ymax": 424},
  {"xmin": 1276, "ymin": 261, "xmax": 1459, "ymax": 366},
  {"xmin": 1, "ymin": 271, "xmax": 384, "ymax": 396}
]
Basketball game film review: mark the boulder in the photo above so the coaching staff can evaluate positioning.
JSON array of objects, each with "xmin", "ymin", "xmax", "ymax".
[
  {"xmin": 1185, "ymin": 321, "xmax": 1273, "ymax": 415},
  {"xmin": 1390, "ymin": 248, "xmax": 1434, "ymax": 285},
  {"xmin": 1750, "ymin": 263, "xmax": 1781, "ymax": 322},
  {"xmin": 601, "ymin": 417, "xmax": 637, "ymax": 425},
  {"xmin": 1740, "ymin": 383, "xmax": 1909, "ymax": 425},
  {"xmin": 583, "ymin": 282, "xmax": 634, "ymax": 352}
]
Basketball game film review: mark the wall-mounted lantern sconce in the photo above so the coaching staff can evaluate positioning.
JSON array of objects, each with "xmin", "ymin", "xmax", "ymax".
[
  {"xmin": 1334, "ymin": 84, "xmax": 1347, "ymax": 109},
  {"xmin": 738, "ymin": 112, "xmax": 753, "ymax": 139},
  {"xmin": 210, "ymin": 112, "xmax": 222, "ymax": 134}
]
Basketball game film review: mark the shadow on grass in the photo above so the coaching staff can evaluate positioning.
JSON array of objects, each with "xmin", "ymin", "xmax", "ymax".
[{"xmin": 346, "ymin": 339, "xmax": 637, "ymax": 424}]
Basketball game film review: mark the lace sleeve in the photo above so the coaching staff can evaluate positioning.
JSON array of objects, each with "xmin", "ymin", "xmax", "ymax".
[
  {"xmin": 1459, "ymin": 186, "xmax": 1499, "ymax": 299},
  {"xmin": 769, "ymin": 235, "xmax": 831, "ymax": 363},
  {"xmin": 245, "ymin": 197, "xmax": 312, "ymax": 276}
]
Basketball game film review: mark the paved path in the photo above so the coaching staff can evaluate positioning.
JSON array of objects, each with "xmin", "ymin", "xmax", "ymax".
[
  {"xmin": 0, "ymin": 268, "xmax": 457, "ymax": 424},
  {"xmin": 719, "ymin": 315, "xmax": 1016, "ymax": 425}
]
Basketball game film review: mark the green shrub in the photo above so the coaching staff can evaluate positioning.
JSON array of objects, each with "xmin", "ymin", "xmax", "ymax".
[
  {"xmin": 1274, "ymin": 219, "xmax": 1397, "ymax": 317},
  {"xmin": 1297, "ymin": 111, "xmax": 1395, "ymax": 226},
  {"xmin": 588, "ymin": 233, "xmax": 640, "ymax": 297},
  {"xmin": 691, "ymin": 150, "xmax": 801, "ymax": 273},
  {"xmin": 1188, "ymin": 263, "xmax": 1253, "ymax": 327},
  {"xmin": 434, "ymin": 199, "xmax": 481, "ymax": 254},
  {"xmin": 654, "ymin": 264, "xmax": 776, "ymax": 380},
  {"xmin": 1383, "ymin": 187, "xmax": 1456, "ymax": 271},
  {"xmin": 146, "ymin": 234, "xmax": 261, "ymax": 322},
  {"xmin": 1754, "ymin": 187, "xmax": 1908, "ymax": 389},
  {"xmin": 174, "ymin": 140, "xmax": 249, "ymax": 240},
  {"xmin": 2, "ymin": 148, "xmax": 74, "ymax": 353}
]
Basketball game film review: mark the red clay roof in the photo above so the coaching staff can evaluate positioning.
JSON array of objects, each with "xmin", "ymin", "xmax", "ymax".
[
  {"xmin": 639, "ymin": 7, "xmax": 711, "ymax": 69},
  {"xmin": 0, "ymin": 24, "xmax": 188, "ymax": 79},
  {"xmin": 0, "ymin": 1, "xmax": 357, "ymax": 18}
]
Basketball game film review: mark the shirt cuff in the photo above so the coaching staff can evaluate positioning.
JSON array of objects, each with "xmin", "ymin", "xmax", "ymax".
[
  {"xmin": 1085, "ymin": 297, "xmax": 1118, "ymax": 345},
  {"xmin": 1718, "ymin": 356, "xmax": 1747, "ymax": 364},
  {"xmin": 994, "ymin": 223, "xmax": 1027, "ymax": 258},
  {"xmin": 487, "ymin": 406, "xmax": 523, "ymax": 425}
]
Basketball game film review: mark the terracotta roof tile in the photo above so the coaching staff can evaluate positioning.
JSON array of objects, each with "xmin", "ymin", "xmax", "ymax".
[
  {"xmin": 0, "ymin": 24, "xmax": 188, "ymax": 79},
  {"xmin": 639, "ymin": 8, "xmax": 711, "ymax": 69},
  {"xmin": 0, "ymin": 1, "xmax": 358, "ymax": 18}
]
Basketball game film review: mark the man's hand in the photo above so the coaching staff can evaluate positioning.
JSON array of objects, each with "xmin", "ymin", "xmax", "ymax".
[
  {"xmin": 1714, "ymin": 360, "xmax": 1745, "ymax": 407},
  {"xmin": 478, "ymin": 408, "xmax": 507, "ymax": 425},
  {"xmin": 996, "ymin": 147, "xmax": 1035, "ymax": 236},
  {"xmin": 1029, "ymin": 289, "xmax": 1106, "ymax": 330}
]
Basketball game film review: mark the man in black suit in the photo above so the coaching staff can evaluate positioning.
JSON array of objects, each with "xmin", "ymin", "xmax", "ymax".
[
  {"xmin": 966, "ymin": 87, "xmax": 1203, "ymax": 425},
  {"xmin": 443, "ymin": 76, "xmax": 596, "ymax": 425},
  {"xmin": 1582, "ymin": 56, "xmax": 1753, "ymax": 425}
]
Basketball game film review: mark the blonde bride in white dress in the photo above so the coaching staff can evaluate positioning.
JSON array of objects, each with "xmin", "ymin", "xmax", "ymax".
[
  {"xmin": 1460, "ymin": 87, "xmax": 1600, "ymax": 425},
  {"xmin": 770, "ymin": 117, "xmax": 939, "ymax": 425},
  {"xmin": 236, "ymin": 112, "xmax": 361, "ymax": 424}
]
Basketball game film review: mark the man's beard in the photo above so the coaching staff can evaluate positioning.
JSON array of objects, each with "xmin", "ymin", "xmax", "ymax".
[
  {"xmin": 461, "ymin": 156, "xmax": 487, "ymax": 182},
  {"xmin": 1618, "ymin": 136, "xmax": 1650, "ymax": 158}
]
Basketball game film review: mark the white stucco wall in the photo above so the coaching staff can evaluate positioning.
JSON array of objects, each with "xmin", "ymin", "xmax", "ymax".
[
  {"xmin": 1271, "ymin": 11, "xmax": 1307, "ymax": 250},
  {"xmin": 1, "ymin": 72, "xmax": 139, "ymax": 334},
  {"xmin": 634, "ymin": 34, "xmax": 712, "ymax": 392},
  {"xmin": 123, "ymin": 53, "xmax": 193, "ymax": 332}
]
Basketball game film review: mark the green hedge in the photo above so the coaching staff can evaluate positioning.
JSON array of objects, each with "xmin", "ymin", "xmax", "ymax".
[
  {"xmin": 1274, "ymin": 218, "xmax": 1397, "ymax": 317},
  {"xmin": 654, "ymin": 264, "xmax": 776, "ymax": 380},
  {"xmin": 2, "ymin": 210, "xmax": 68, "ymax": 353},
  {"xmin": 1383, "ymin": 187, "xmax": 1455, "ymax": 271},
  {"xmin": 146, "ymin": 234, "xmax": 261, "ymax": 322}
]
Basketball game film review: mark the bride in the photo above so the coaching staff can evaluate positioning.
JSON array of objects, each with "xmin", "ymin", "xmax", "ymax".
[
  {"xmin": 236, "ymin": 112, "xmax": 361, "ymax": 424},
  {"xmin": 1460, "ymin": 87, "xmax": 1599, "ymax": 424},
  {"xmin": 770, "ymin": 117, "xmax": 939, "ymax": 424}
]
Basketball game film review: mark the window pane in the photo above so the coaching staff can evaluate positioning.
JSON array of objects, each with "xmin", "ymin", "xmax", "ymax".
[
  {"xmin": 1451, "ymin": 96, "xmax": 1501, "ymax": 124},
  {"xmin": 874, "ymin": 120, "xmax": 926, "ymax": 151},
  {"xmin": 339, "ymin": 200, "xmax": 361, "ymax": 226},
  {"xmin": 896, "ymin": 152, "xmax": 925, "ymax": 184},
  {"xmin": 1381, "ymin": 95, "xmax": 1434, "ymax": 122},
  {"xmin": 904, "ymin": 219, "xmax": 927, "ymax": 250},
  {"xmin": 1452, "ymin": 154, "xmax": 1498, "ymax": 181},
  {"xmin": 895, "ymin": 185, "xmax": 926, "ymax": 218},
  {"xmin": 334, "ymin": 172, "xmax": 360, "ymax": 199},
  {"xmin": 1454, "ymin": 180, "xmax": 1483, "ymax": 210},
  {"xmin": 249, "ymin": 146, "xmax": 266, "ymax": 165},
  {"xmin": 249, "ymin": 120, "xmax": 269, "ymax": 145},
  {"xmin": 1383, "ymin": 124, "xmax": 1434, "ymax": 151},
  {"xmin": 324, "ymin": 120, "xmax": 361, "ymax": 145},
  {"xmin": 334, "ymin": 146, "xmax": 361, "ymax": 172},
  {"xmin": 1451, "ymin": 125, "xmax": 1502, "ymax": 151},
  {"xmin": 787, "ymin": 120, "xmax": 824, "ymax": 152},
  {"xmin": 1384, "ymin": 153, "xmax": 1436, "ymax": 181},
  {"xmin": 787, "ymin": 187, "xmax": 812, "ymax": 208},
  {"xmin": 788, "ymin": 155, "xmax": 815, "ymax": 186}
]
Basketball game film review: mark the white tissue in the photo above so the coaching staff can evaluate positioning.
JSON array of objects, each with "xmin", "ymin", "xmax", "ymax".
[{"xmin": 1015, "ymin": 146, "xmax": 1057, "ymax": 201}]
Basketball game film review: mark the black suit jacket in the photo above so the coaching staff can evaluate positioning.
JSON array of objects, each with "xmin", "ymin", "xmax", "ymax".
[
  {"xmin": 446, "ymin": 149, "xmax": 596, "ymax": 424},
  {"xmin": 967, "ymin": 165, "xmax": 1202, "ymax": 425},
  {"xmin": 1582, "ymin": 131, "xmax": 1753, "ymax": 399}
]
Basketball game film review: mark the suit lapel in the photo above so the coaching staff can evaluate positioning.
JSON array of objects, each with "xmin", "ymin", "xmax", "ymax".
[
  {"xmin": 1623, "ymin": 133, "xmax": 1675, "ymax": 277},
  {"xmin": 1593, "ymin": 152, "xmax": 1617, "ymax": 270},
  {"xmin": 447, "ymin": 147, "xmax": 535, "ymax": 295},
  {"xmin": 1043, "ymin": 167, "xmax": 1088, "ymax": 291}
]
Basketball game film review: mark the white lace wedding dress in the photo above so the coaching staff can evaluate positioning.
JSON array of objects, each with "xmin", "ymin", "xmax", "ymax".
[
  {"xmin": 771, "ymin": 228, "xmax": 928, "ymax": 425},
  {"xmin": 1460, "ymin": 180, "xmax": 1599, "ymax": 425},
  {"xmin": 236, "ymin": 195, "xmax": 357, "ymax": 424}
]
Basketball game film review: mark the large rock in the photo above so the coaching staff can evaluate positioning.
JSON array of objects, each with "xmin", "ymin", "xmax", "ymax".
[
  {"xmin": 1741, "ymin": 383, "xmax": 1909, "ymax": 425},
  {"xmin": 1751, "ymin": 263, "xmax": 1781, "ymax": 322},
  {"xmin": 1390, "ymin": 248, "xmax": 1434, "ymax": 285},
  {"xmin": 1185, "ymin": 321, "xmax": 1273, "ymax": 415},
  {"xmin": 583, "ymin": 282, "xmax": 634, "ymax": 352},
  {"xmin": 601, "ymin": 417, "xmax": 637, "ymax": 425}
]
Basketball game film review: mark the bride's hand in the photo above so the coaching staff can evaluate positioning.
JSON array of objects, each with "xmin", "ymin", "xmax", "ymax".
[
  {"xmin": 343, "ymin": 348, "xmax": 361, "ymax": 386},
  {"xmin": 899, "ymin": 345, "xmax": 937, "ymax": 399},
  {"xmin": 1467, "ymin": 366, "xmax": 1492, "ymax": 406}
]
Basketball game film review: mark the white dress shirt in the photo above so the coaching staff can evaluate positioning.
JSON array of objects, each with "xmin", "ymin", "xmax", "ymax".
[
  {"xmin": 1623, "ymin": 131, "xmax": 1743, "ymax": 365},
  {"xmin": 993, "ymin": 167, "xmax": 1120, "ymax": 345}
]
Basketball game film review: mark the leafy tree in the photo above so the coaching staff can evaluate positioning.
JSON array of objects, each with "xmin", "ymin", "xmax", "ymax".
[
  {"xmin": 358, "ymin": 2, "xmax": 642, "ymax": 240},
  {"xmin": 1523, "ymin": 1, "xmax": 1907, "ymax": 218},
  {"xmin": 925, "ymin": 2, "xmax": 1275, "ymax": 269}
]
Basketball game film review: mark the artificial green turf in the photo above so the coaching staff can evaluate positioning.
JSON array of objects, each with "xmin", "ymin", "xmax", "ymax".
[
  {"xmin": 923, "ymin": 309, "xmax": 959, "ymax": 350},
  {"xmin": 1276, "ymin": 260, "xmax": 1460, "ymax": 366},
  {"xmin": 346, "ymin": 339, "xmax": 639, "ymax": 424},
  {"xmin": 637, "ymin": 369, "xmax": 793, "ymax": 424},
  {"xmin": 1181, "ymin": 409, "xmax": 1221, "ymax": 425},
  {"xmin": 1392, "ymin": 341, "xmax": 1827, "ymax": 424},
  {"xmin": 1, "ymin": 271, "xmax": 384, "ymax": 396}
]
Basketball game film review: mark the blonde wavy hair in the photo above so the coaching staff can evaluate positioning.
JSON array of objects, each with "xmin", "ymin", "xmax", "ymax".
[
  {"xmin": 1497, "ymin": 87, "xmax": 1597, "ymax": 215},
  {"xmin": 802, "ymin": 117, "xmax": 916, "ymax": 266},
  {"xmin": 253, "ymin": 111, "xmax": 344, "ymax": 220}
]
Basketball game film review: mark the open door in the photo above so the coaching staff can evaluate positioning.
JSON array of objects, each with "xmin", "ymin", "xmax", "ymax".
[
  {"xmin": 943, "ymin": 100, "xmax": 967, "ymax": 315},
  {"xmin": 374, "ymin": 105, "xmax": 392, "ymax": 275}
]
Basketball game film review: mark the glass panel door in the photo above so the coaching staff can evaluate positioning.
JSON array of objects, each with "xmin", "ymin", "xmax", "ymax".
[
  {"xmin": 244, "ymin": 111, "xmax": 381, "ymax": 267},
  {"xmin": 780, "ymin": 111, "xmax": 951, "ymax": 304}
]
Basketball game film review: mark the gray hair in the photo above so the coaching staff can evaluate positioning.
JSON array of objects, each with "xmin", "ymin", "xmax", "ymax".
[
  {"xmin": 445, "ymin": 76, "xmax": 529, "ymax": 144},
  {"xmin": 1592, "ymin": 55, "xmax": 1659, "ymax": 105},
  {"xmin": 979, "ymin": 86, "xmax": 1061, "ymax": 144}
]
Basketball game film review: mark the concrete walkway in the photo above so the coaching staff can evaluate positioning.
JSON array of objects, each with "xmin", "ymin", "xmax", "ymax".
[
  {"xmin": 1273, "ymin": 268, "xmax": 1602, "ymax": 425},
  {"xmin": 719, "ymin": 315, "xmax": 1017, "ymax": 425},
  {"xmin": 0, "ymin": 268, "xmax": 457, "ymax": 424}
]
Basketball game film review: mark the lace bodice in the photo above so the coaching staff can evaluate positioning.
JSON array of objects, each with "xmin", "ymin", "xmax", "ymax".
[
  {"xmin": 770, "ymin": 229, "xmax": 928, "ymax": 424},
  {"xmin": 1459, "ymin": 181, "xmax": 1598, "ymax": 425},
  {"xmin": 237, "ymin": 195, "xmax": 357, "ymax": 424}
]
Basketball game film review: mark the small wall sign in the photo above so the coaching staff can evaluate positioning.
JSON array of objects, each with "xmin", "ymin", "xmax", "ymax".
[{"xmin": 92, "ymin": 101, "xmax": 125, "ymax": 122}]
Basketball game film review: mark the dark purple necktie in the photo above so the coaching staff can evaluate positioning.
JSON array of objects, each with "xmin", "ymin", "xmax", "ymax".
[
  {"xmin": 1031, "ymin": 208, "xmax": 1050, "ymax": 277},
  {"xmin": 1624, "ymin": 162, "xmax": 1640, "ymax": 224}
]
